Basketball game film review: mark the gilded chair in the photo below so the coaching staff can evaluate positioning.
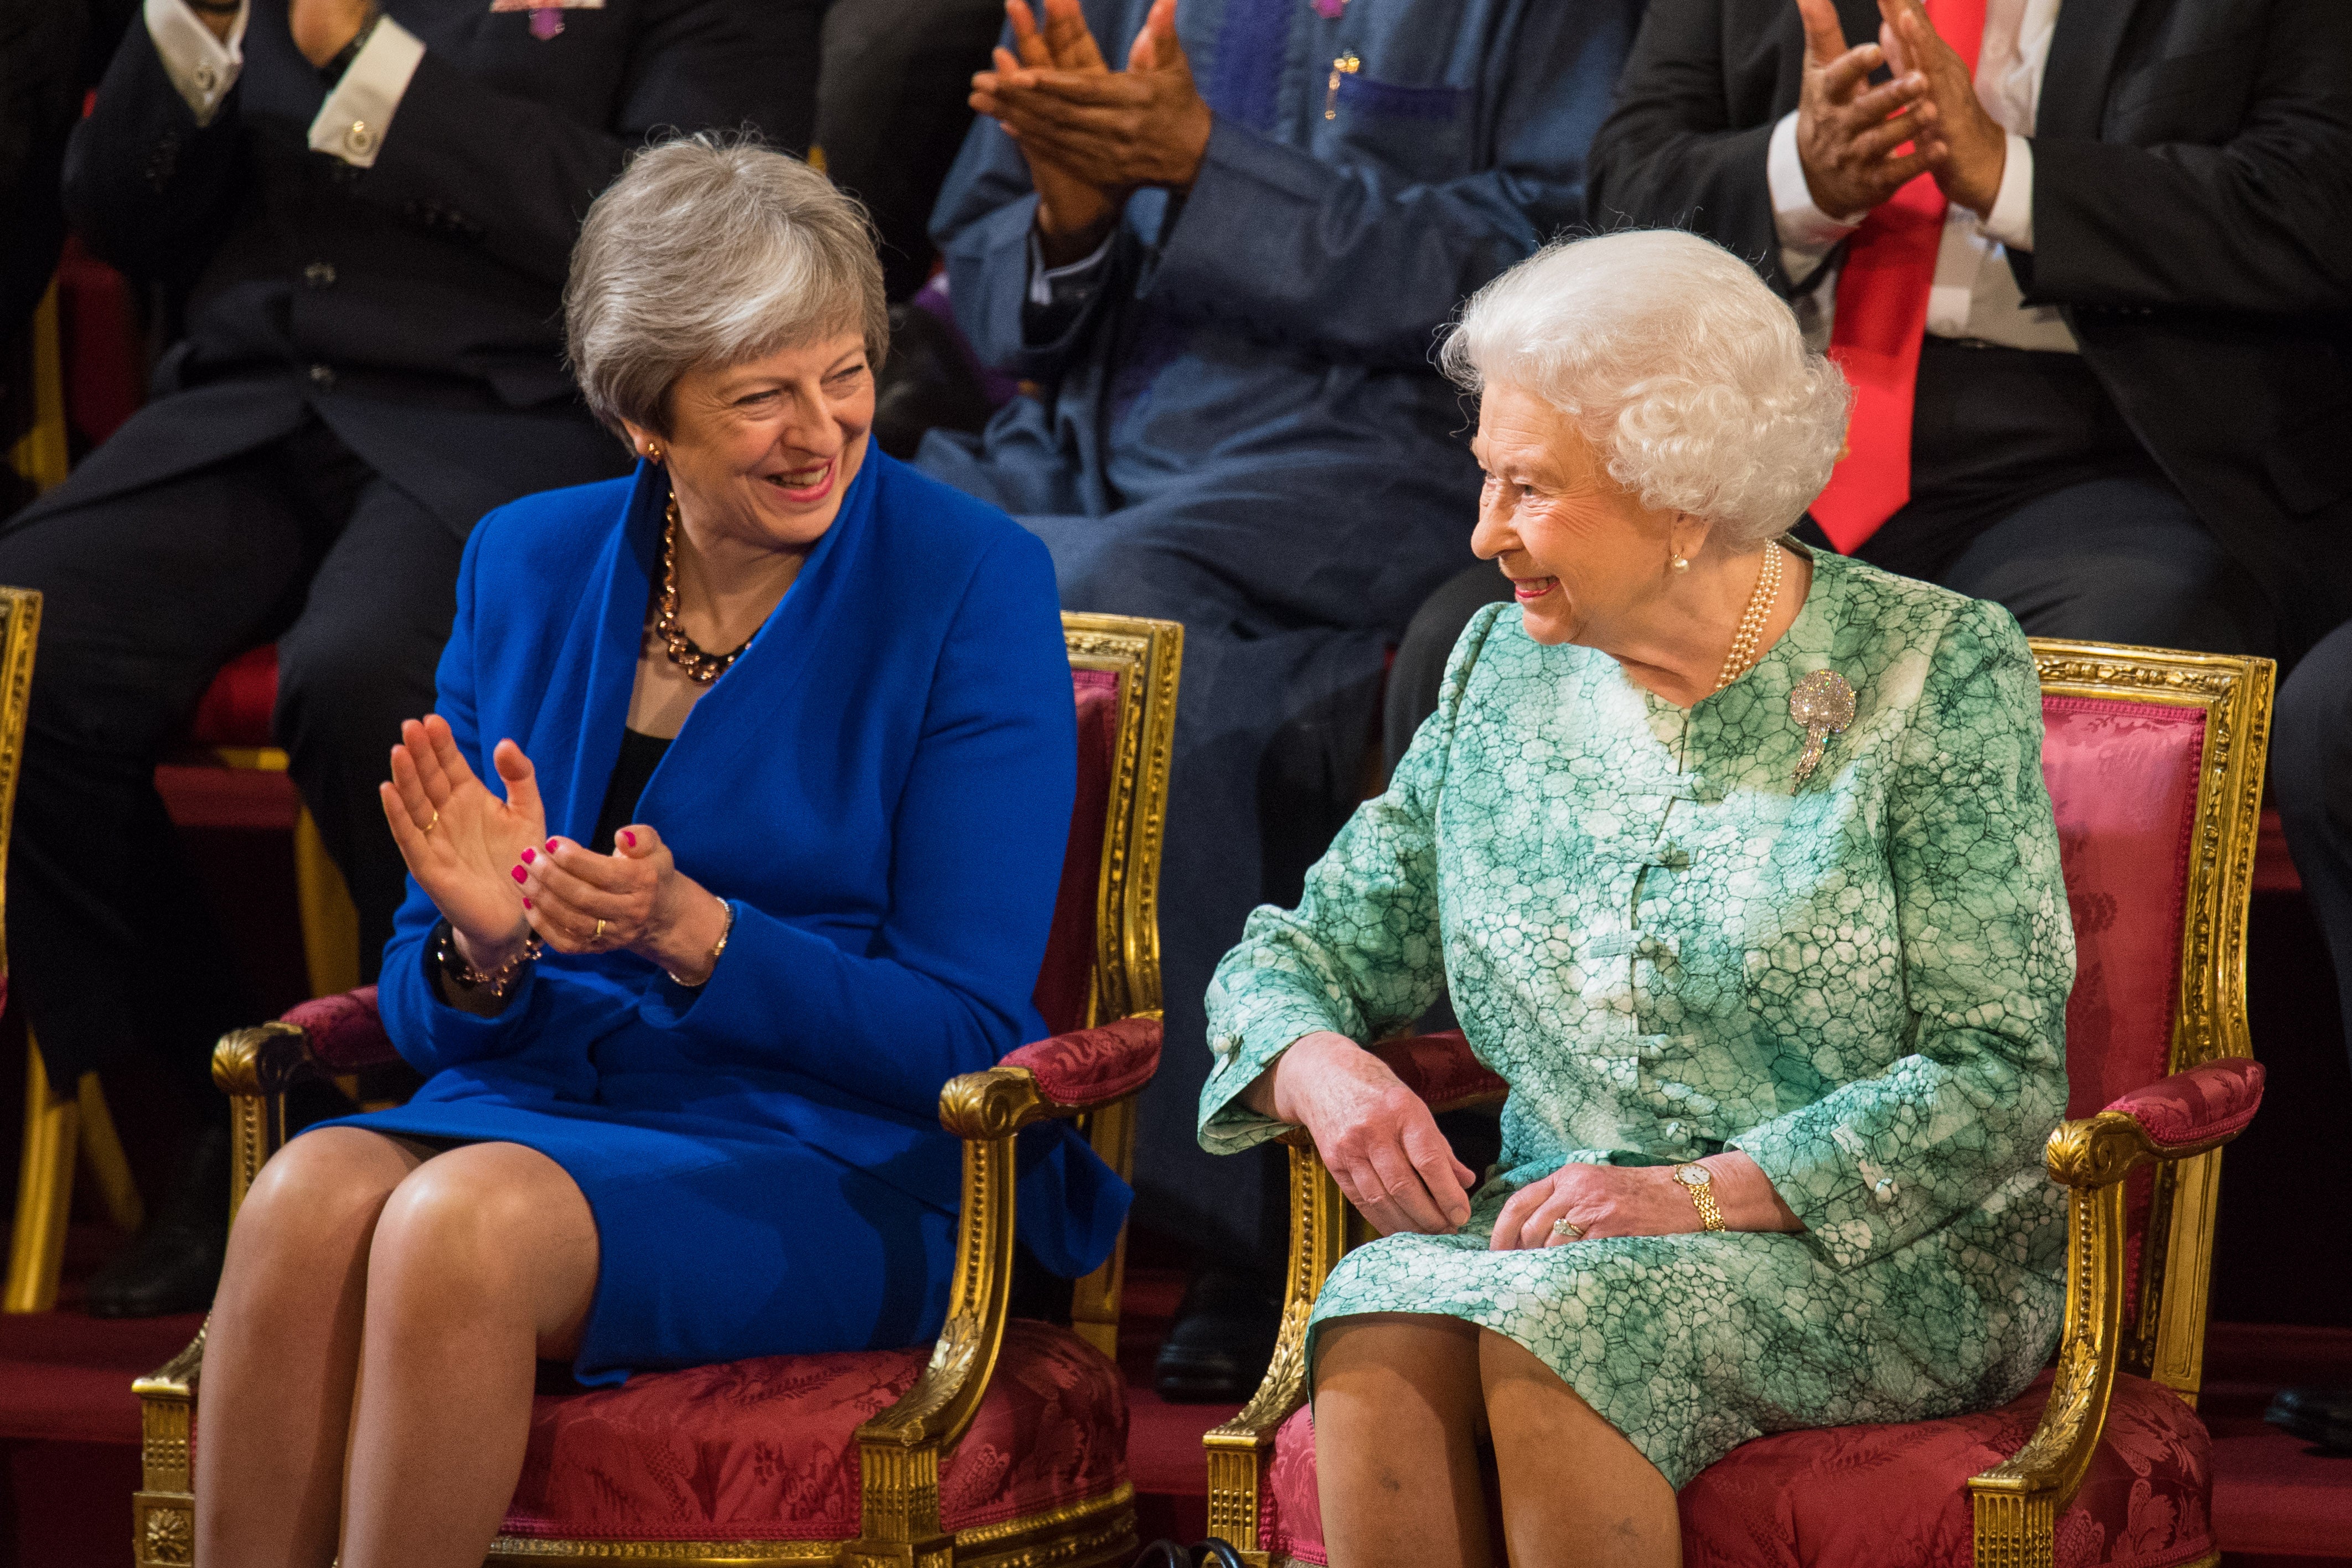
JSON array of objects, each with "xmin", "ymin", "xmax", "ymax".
[
  {"xmin": 5, "ymin": 297, "xmax": 148, "ymax": 1312},
  {"xmin": 1205, "ymin": 639, "xmax": 2275, "ymax": 1568},
  {"xmin": 133, "ymin": 610, "xmax": 1183, "ymax": 1568}
]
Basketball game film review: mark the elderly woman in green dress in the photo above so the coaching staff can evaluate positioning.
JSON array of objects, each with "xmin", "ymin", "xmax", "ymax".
[{"xmin": 1198, "ymin": 229, "xmax": 2074, "ymax": 1568}]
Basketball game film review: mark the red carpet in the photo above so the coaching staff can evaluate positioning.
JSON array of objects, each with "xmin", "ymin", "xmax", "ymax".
[{"xmin": 1, "ymin": 1248, "xmax": 2344, "ymax": 1566}]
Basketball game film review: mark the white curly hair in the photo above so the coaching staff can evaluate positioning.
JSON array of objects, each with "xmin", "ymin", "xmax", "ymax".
[{"xmin": 1438, "ymin": 230, "xmax": 1851, "ymax": 550}]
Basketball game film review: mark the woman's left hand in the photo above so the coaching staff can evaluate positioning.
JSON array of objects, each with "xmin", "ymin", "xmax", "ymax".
[
  {"xmin": 514, "ymin": 824, "xmax": 725, "ymax": 975},
  {"xmin": 1490, "ymin": 1154, "xmax": 1806, "ymax": 1251}
]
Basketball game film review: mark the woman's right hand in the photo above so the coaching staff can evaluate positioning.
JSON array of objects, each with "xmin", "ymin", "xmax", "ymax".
[
  {"xmin": 378, "ymin": 715, "xmax": 548, "ymax": 966},
  {"xmin": 1245, "ymin": 1031, "xmax": 1477, "ymax": 1237}
]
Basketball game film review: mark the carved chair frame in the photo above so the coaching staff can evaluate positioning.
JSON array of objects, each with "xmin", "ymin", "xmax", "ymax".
[
  {"xmin": 132, "ymin": 612, "xmax": 1184, "ymax": 1568},
  {"xmin": 1202, "ymin": 638, "xmax": 2274, "ymax": 1568}
]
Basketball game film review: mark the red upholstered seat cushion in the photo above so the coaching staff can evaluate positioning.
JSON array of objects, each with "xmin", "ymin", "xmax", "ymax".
[
  {"xmin": 1677, "ymin": 1371, "xmax": 2214, "ymax": 1567},
  {"xmin": 282, "ymin": 985, "xmax": 400, "ymax": 1072},
  {"xmin": 190, "ymin": 645, "xmax": 280, "ymax": 749},
  {"xmin": 1032, "ymin": 670, "xmax": 1119, "ymax": 1037},
  {"xmin": 500, "ymin": 1319, "xmax": 1126, "ymax": 1543},
  {"xmin": 2106, "ymin": 1058, "xmax": 2265, "ymax": 1150},
  {"xmin": 1002, "ymin": 1016, "xmax": 1163, "ymax": 1108},
  {"xmin": 1259, "ymin": 1374, "xmax": 2213, "ymax": 1568}
]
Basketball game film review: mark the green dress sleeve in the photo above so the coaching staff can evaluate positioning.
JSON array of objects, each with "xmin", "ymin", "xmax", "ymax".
[
  {"xmin": 1732, "ymin": 599, "xmax": 2075, "ymax": 1271},
  {"xmin": 1193, "ymin": 605, "xmax": 1511, "ymax": 1155}
]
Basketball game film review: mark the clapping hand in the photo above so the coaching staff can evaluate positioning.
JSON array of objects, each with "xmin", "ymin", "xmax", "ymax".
[
  {"xmin": 971, "ymin": 0, "xmax": 1213, "ymax": 263},
  {"xmin": 1792, "ymin": 0, "xmax": 1938, "ymax": 218},
  {"xmin": 1875, "ymin": 0, "xmax": 2009, "ymax": 216},
  {"xmin": 379, "ymin": 716, "xmax": 545, "ymax": 969},
  {"xmin": 1245, "ymin": 1032, "xmax": 1477, "ymax": 1238}
]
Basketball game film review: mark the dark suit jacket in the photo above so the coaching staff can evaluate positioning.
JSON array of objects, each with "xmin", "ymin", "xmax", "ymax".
[
  {"xmin": 52, "ymin": 0, "xmax": 823, "ymax": 535},
  {"xmin": 1586, "ymin": 0, "xmax": 2352, "ymax": 661}
]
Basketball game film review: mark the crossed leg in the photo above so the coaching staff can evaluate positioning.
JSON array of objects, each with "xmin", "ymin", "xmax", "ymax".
[
  {"xmin": 1315, "ymin": 1313, "xmax": 1680, "ymax": 1568},
  {"xmin": 194, "ymin": 1127, "xmax": 601, "ymax": 1568}
]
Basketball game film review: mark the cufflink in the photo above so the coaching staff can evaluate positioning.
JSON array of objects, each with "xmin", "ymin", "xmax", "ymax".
[
  {"xmin": 194, "ymin": 64, "xmax": 216, "ymax": 92},
  {"xmin": 343, "ymin": 121, "xmax": 376, "ymax": 156}
]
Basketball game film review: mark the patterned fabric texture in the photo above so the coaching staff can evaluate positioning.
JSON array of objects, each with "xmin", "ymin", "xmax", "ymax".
[
  {"xmin": 1371, "ymin": 1030, "xmax": 1507, "ymax": 1111},
  {"xmin": 2040, "ymin": 697, "xmax": 2203, "ymax": 1120},
  {"xmin": 499, "ymin": 1319, "xmax": 1126, "ymax": 1542},
  {"xmin": 1674, "ymin": 1370, "xmax": 2216, "ymax": 1567},
  {"xmin": 1004, "ymin": 1016, "xmax": 1164, "ymax": 1106},
  {"xmin": 283, "ymin": 985, "xmax": 398, "ymax": 1072},
  {"xmin": 1033, "ymin": 670, "xmax": 1120, "ymax": 1036},
  {"xmin": 1199, "ymin": 551, "xmax": 2077, "ymax": 1488},
  {"xmin": 1256, "ymin": 1375, "xmax": 2212, "ymax": 1567},
  {"xmin": 2108, "ymin": 1058, "xmax": 2265, "ymax": 1148}
]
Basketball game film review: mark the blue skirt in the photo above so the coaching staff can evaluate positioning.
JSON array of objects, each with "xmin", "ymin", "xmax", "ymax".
[{"xmin": 314, "ymin": 1097, "xmax": 957, "ymax": 1386}]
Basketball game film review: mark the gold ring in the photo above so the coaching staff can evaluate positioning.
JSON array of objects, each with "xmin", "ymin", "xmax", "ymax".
[
  {"xmin": 423, "ymin": 809, "xmax": 439, "ymax": 834},
  {"xmin": 593, "ymin": 918, "xmax": 606, "ymax": 939},
  {"xmin": 1551, "ymin": 1219, "xmax": 1584, "ymax": 1240}
]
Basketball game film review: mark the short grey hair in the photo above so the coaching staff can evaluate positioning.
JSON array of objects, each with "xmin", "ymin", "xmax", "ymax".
[
  {"xmin": 566, "ymin": 134, "xmax": 888, "ymax": 439},
  {"xmin": 1438, "ymin": 230, "xmax": 1850, "ymax": 550}
]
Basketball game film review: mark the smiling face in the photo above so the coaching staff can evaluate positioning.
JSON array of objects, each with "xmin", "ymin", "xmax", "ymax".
[
  {"xmin": 625, "ymin": 330, "xmax": 875, "ymax": 554},
  {"xmin": 1469, "ymin": 383, "xmax": 1697, "ymax": 649}
]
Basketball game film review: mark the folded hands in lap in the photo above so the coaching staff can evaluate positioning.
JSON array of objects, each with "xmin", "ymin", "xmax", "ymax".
[{"xmin": 379, "ymin": 716, "xmax": 730, "ymax": 993}]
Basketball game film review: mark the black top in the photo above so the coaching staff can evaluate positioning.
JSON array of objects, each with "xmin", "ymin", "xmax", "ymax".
[{"xmin": 591, "ymin": 728, "xmax": 672, "ymax": 855}]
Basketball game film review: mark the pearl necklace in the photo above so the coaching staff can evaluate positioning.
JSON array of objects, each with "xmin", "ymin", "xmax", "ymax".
[{"xmin": 1712, "ymin": 544, "xmax": 1784, "ymax": 694}]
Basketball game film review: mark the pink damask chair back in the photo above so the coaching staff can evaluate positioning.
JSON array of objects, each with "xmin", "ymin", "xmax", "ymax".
[{"xmin": 1205, "ymin": 638, "xmax": 2277, "ymax": 1568}]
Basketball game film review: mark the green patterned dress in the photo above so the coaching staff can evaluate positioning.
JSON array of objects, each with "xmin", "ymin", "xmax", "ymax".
[{"xmin": 1198, "ymin": 550, "xmax": 2074, "ymax": 1487}]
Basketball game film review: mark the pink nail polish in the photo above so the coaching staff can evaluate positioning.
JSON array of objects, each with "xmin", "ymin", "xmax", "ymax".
[
  {"xmin": 521, "ymin": 847, "xmax": 536, "ymax": 864},
  {"xmin": 546, "ymin": 839, "xmax": 560, "ymax": 852},
  {"xmin": 621, "ymin": 830, "xmax": 637, "ymax": 848},
  {"xmin": 511, "ymin": 866, "xmax": 528, "ymax": 884},
  {"xmin": 522, "ymin": 897, "xmax": 533, "ymax": 909}
]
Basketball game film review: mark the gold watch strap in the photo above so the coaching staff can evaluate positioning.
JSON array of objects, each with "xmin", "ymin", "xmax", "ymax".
[{"xmin": 1678, "ymin": 1166, "xmax": 1726, "ymax": 1232}]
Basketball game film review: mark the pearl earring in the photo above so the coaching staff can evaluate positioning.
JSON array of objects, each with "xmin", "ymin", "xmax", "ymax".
[{"xmin": 1671, "ymin": 555, "xmax": 1691, "ymax": 573}]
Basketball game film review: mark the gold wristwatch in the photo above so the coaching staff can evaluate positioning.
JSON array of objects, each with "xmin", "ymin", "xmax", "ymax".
[{"xmin": 1674, "ymin": 1164, "xmax": 1726, "ymax": 1232}]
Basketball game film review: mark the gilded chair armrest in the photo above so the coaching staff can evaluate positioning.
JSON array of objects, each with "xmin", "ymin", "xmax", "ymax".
[
  {"xmin": 278, "ymin": 985, "xmax": 397, "ymax": 1073},
  {"xmin": 850, "ymin": 1016, "xmax": 1164, "ymax": 1559},
  {"xmin": 2045, "ymin": 1058, "xmax": 2267, "ymax": 1189},
  {"xmin": 1371, "ymin": 1030, "xmax": 1510, "ymax": 1114},
  {"xmin": 1971, "ymin": 1058, "xmax": 2265, "ymax": 1551}
]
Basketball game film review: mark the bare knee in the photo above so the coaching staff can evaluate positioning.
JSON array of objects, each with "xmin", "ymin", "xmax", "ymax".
[
  {"xmin": 232, "ymin": 1129, "xmax": 416, "ymax": 1257},
  {"xmin": 368, "ymin": 1143, "xmax": 598, "ymax": 1347}
]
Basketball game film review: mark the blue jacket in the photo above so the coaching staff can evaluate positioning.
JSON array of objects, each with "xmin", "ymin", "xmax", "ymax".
[{"xmin": 375, "ymin": 450, "xmax": 1129, "ymax": 1279}]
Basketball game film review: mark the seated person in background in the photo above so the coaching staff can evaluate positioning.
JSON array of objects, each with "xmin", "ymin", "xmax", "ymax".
[
  {"xmin": 921, "ymin": 0, "xmax": 1640, "ymax": 1396},
  {"xmin": 1201, "ymin": 232, "xmax": 2072, "ymax": 1566},
  {"xmin": 192, "ymin": 141, "xmax": 1126, "ymax": 1568},
  {"xmin": 1386, "ymin": 0, "xmax": 2352, "ymax": 765},
  {"xmin": 0, "ymin": 0, "xmax": 826, "ymax": 1316}
]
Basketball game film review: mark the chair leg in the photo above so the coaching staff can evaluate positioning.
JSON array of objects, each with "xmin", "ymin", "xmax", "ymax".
[
  {"xmin": 6, "ymin": 1032, "xmax": 79, "ymax": 1313},
  {"xmin": 77, "ymin": 1071, "xmax": 146, "ymax": 1233},
  {"xmin": 292, "ymin": 803, "xmax": 361, "ymax": 999}
]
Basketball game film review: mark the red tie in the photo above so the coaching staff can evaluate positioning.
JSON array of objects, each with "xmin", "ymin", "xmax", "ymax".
[{"xmin": 1809, "ymin": 0, "xmax": 1988, "ymax": 553}]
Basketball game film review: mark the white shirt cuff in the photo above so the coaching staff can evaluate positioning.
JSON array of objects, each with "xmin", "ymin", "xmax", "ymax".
[
  {"xmin": 146, "ymin": 0, "xmax": 245, "ymax": 126},
  {"xmin": 308, "ymin": 15, "xmax": 426, "ymax": 168},
  {"xmin": 1768, "ymin": 111, "xmax": 1864, "ymax": 281},
  {"xmin": 1979, "ymin": 132, "xmax": 2035, "ymax": 252},
  {"xmin": 1025, "ymin": 226, "xmax": 1116, "ymax": 307}
]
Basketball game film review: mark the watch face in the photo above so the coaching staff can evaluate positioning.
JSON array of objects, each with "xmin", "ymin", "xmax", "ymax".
[{"xmin": 1677, "ymin": 1166, "xmax": 1712, "ymax": 1188}]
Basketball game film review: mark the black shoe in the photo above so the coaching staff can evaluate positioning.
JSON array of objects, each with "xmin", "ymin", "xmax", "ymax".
[
  {"xmin": 2264, "ymin": 1386, "xmax": 2352, "ymax": 1453},
  {"xmin": 1152, "ymin": 1268, "xmax": 1283, "ymax": 1404},
  {"xmin": 84, "ymin": 1124, "xmax": 230, "ymax": 1319}
]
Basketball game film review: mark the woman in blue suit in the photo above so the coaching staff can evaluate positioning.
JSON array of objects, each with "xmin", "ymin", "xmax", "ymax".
[{"xmin": 189, "ymin": 138, "xmax": 1125, "ymax": 1568}]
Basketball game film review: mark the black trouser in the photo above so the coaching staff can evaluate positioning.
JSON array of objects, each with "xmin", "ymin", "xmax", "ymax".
[
  {"xmin": 1386, "ymin": 339, "xmax": 2283, "ymax": 774},
  {"xmin": 2274, "ymin": 619, "xmax": 2352, "ymax": 1079},
  {"xmin": 0, "ymin": 416, "xmax": 463, "ymax": 1095}
]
